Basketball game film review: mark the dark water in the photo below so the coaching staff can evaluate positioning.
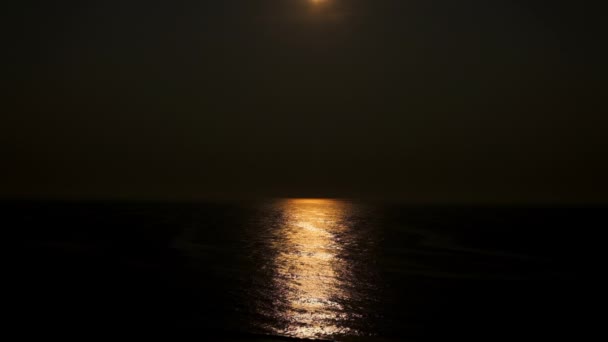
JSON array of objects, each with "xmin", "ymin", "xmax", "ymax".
[{"xmin": 8, "ymin": 199, "xmax": 599, "ymax": 340}]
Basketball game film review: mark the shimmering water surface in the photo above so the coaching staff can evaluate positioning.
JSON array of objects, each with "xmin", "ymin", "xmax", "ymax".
[
  {"xmin": 176, "ymin": 198, "xmax": 382, "ymax": 339},
  {"xmin": 265, "ymin": 199, "xmax": 367, "ymax": 338},
  {"xmin": 11, "ymin": 199, "xmax": 594, "ymax": 341}
]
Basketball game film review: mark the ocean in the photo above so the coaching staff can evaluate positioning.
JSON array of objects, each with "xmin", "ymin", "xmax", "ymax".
[{"xmin": 8, "ymin": 199, "xmax": 597, "ymax": 340}]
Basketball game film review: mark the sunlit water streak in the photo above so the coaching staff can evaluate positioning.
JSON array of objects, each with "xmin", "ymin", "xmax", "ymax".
[{"xmin": 267, "ymin": 199, "xmax": 360, "ymax": 339}]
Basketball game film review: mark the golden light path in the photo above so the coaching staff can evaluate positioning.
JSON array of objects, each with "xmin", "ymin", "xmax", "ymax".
[{"xmin": 271, "ymin": 199, "xmax": 354, "ymax": 339}]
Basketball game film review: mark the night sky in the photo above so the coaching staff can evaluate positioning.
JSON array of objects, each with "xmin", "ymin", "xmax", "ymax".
[{"xmin": 3, "ymin": 0, "xmax": 606, "ymax": 202}]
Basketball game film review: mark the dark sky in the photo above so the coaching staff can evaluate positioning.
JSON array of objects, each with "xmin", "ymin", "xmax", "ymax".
[{"xmin": 2, "ymin": 0, "xmax": 606, "ymax": 202}]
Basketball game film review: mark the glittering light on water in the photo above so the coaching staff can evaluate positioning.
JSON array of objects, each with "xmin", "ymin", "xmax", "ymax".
[{"xmin": 270, "ymin": 198, "xmax": 356, "ymax": 339}]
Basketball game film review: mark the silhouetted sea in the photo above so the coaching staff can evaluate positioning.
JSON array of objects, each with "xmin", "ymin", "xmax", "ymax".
[{"xmin": 8, "ymin": 199, "xmax": 599, "ymax": 340}]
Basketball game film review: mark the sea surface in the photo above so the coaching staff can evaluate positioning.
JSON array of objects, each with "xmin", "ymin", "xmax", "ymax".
[{"xmin": 8, "ymin": 199, "xmax": 599, "ymax": 340}]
